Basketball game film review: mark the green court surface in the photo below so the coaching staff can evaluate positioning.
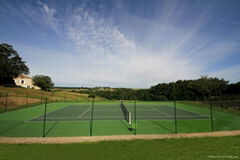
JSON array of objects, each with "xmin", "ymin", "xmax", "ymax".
[{"xmin": 0, "ymin": 101, "xmax": 239, "ymax": 137}]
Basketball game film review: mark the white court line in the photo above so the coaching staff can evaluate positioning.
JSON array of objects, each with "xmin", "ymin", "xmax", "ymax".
[
  {"xmin": 78, "ymin": 106, "xmax": 91, "ymax": 119},
  {"xmin": 32, "ymin": 115, "xmax": 208, "ymax": 120},
  {"xmin": 26, "ymin": 105, "xmax": 69, "ymax": 122},
  {"xmin": 149, "ymin": 106, "xmax": 170, "ymax": 117},
  {"xmin": 34, "ymin": 116, "xmax": 124, "ymax": 119}
]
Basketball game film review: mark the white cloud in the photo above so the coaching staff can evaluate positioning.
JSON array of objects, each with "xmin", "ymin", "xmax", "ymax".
[
  {"xmin": 8, "ymin": 1, "xmax": 240, "ymax": 87},
  {"xmin": 208, "ymin": 65, "xmax": 240, "ymax": 83},
  {"xmin": 65, "ymin": 7, "xmax": 136, "ymax": 59},
  {"xmin": 37, "ymin": 1, "xmax": 59, "ymax": 32}
]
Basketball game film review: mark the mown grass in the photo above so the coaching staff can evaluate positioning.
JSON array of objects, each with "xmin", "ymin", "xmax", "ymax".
[{"xmin": 0, "ymin": 136, "xmax": 239, "ymax": 160}]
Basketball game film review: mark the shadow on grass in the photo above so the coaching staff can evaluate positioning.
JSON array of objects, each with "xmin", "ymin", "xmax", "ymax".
[
  {"xmin": 176, "ymin": 120, "xmax": 212, "ymax": 133},
  {"xmin": 151, "ymin": 121, "xmax": 175, "ymax": 134},
  {"xmin": 44, "ymin": 121, "xmax": 59, "ymax": 137},
  {"xmin": 120, "ymin": 120, "xmax": 135, "ymax": 135},
  {"xmin": 0, "ymin": 121, "xmax": 24, "ymax": 136}
]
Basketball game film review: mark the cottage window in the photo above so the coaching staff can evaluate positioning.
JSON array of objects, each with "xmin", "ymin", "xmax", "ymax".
[{"xmin": 21, "ymin": 80, "xmax": 24, "ymax": 84}]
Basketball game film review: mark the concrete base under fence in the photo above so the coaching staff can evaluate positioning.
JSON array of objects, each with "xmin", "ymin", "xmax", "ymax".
[{"xmin": 0, "ymin": 130, "xmax": 239, "ymax": 144}]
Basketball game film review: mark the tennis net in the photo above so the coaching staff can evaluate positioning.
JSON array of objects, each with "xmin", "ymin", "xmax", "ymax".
[{"xmin": 119, "ymin": 101, "xmax": 131, "ymax": 124}]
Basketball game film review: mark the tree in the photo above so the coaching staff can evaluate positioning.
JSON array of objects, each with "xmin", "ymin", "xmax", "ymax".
[
  {"xmin": 32, "ymin": 75, "xmax": 54, "ymax": 91},
  {"xmin": 0, "ymin": 43, "xmax": 29, "ymax": 85},
  {"xmin": 191, "ymin": 76, "xmax": 228, "ymax": 101},
  {"xmin": 224, "ymin": 82, "xmax": 240, "ymax": 95}
]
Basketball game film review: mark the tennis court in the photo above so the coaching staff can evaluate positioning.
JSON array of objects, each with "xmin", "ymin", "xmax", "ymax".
[
  {"xmin": 0, "ymin": 101, "xmax": 239, "ymax": 137},
  {"xmin": 30, "ymin": 103, "xmax": 208, "ymax": 122}
]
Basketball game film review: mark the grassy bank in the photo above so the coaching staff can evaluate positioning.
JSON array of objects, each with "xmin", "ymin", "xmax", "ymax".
[
  {"xmin": 0, "ymin": 86, "xmax": 105, "ymax": 111},
  {"xmin": 0, "ymin": 136, "xmax": 239, "ymax": 160}
]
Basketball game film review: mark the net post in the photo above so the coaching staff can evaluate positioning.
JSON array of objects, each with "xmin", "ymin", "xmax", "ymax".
[
  {"xmin": 174, "ymin": 100, "xmax": 177, "ymax": 134},
  {"xmin": 4, "ymin": 93, "xmax": 8, "ymax": 112},
  {"xmin": 128, "ymin": 112, "xmax": 132, "ymax": 124},
  {"xmin": 42, "ymin": 98, "xmax": 48, "ymax": 137},
  {"xmin": 134, "ymin": 99, "xmax": 137, "ymax": 135},
  {"xmin": 90, "ymin": 97, "xmax": 95, "ymax": 136},
  {"xmin": 209, "ymin": 99, "xmax": 214, "ymax": 132}
]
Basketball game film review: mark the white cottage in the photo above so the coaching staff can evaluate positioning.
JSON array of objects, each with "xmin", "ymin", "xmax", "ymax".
[{"xmin": 14, "ymin": 74, "xmax": 40, "ymax": 89}]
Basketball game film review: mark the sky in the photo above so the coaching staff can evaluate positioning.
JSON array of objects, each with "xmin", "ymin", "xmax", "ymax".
[{"xmin": 0, "ymin": 0, "xmax": 240, "ymax": 88}]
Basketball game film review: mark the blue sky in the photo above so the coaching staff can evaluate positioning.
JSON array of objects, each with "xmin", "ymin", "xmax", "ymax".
[{"xmin": 0, "ymin": 0, "xmax": 240, "ymax": 88}]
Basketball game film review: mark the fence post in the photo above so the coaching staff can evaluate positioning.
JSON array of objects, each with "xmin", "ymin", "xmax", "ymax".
[
  {"xmin": 134, "ymin": 99, "xmax": 137, "ymax": 135},
  {"xmin": 26, "ymin": 92, "xmax": 29, "ymax": 108},
  {"xmin": 220, "ymin": 94, "xmax": 223, "ymax": 108},
  {"xmin": 172, "ymin": 84, "xmax": 178, "ymax": 134},
  {"xmin": 174, "ymin": 100, "xmax": 177, "ymax": 134},
  {"xmin": 90, "ymin": 97, "xmax": 95, "ymax": 136},
  {"xmin": 4, "ymin": 93, "xmax": 8, "ymax": 112},
  {"xmin": 209, "ymin": 99, "xmax": 214, "ymax": 132},
  {"xmin": 51, "ymin": 92, "xmax": 54, "ymax": 102},
  {"xmin": 41, "ymin": 91, "xmax": 43, "ymax": 104},
  {"xmin": 42, "ymin": 98, "xmax": 48, "ymax": 137}
]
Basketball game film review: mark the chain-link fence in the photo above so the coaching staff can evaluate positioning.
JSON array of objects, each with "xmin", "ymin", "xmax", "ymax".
[
  {"xmin": 0, "ymin": 91, "xmax": 90, "ymax": 113},
  {"xmin": 0, "ymin": 96, "xmax": 239, "ymax": 137}
]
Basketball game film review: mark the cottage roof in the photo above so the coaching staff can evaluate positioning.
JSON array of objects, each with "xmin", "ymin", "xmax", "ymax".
[{"xmin": 17, "ymin": 74, "xmax": 31, "ymax": 79}]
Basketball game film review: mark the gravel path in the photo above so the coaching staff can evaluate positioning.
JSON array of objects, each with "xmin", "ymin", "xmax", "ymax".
[{"xmin": 0, "ymin": 130, "xmax": 239, "ymax": 144}]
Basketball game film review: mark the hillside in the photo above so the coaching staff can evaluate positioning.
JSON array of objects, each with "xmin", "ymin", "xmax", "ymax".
[{"xmin": 0, "ymin": 86, "xmax": 105, "ymax": 112}]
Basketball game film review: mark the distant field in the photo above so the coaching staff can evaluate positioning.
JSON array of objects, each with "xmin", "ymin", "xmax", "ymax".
[{"xmin": 0, "ymin": 135, "xmax": 239, "ymax": 160}]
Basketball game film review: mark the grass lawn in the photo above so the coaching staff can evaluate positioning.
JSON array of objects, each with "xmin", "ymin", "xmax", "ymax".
[{"xmin": 0, "ymin": 136, "xmax": 239, "ymax": 160}]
